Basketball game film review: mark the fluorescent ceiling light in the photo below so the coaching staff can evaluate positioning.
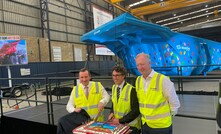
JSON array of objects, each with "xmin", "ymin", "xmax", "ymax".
[
  {"xmin": 156, "ymin": 5, "xmax": 221, "ymax": 24},
  {"xmin": 128, "ymin": 0, "xmax": 150, "ymax": 8},
  {"xmin": 163, "ymin": 10, "xmax": 220, "ymax": 26},
  {"xmin": 172, "ymin": 17, "xmax": 221, "ymax": 31}
]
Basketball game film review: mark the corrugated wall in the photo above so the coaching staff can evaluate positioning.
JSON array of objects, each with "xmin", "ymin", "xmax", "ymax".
[
  {"xmin": 0, "ymin": 0, "xmax": 123, "ymax": 63},
  {"xmin": 0, "ymin": 0, "xmax": 86, "ymax": 42},
  {"xmin": 2, "ymin": 0, "xmax": 41, "ymax": 37},
  {"xmin": 0, "ymin": 0, "xmax": 123, "ymax": 43}
]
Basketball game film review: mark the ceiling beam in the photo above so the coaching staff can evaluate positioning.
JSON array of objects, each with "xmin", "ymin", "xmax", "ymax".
[
  {"xmin": 104, "ymin": 0, "xmax": 129, "ymax": 12},
  {"xmin": 131, "ymin": 0, "xmax": 212, "ymax": 16},
  {"xmin": 104, "ymin": 0, "xmax": 145, "ymax": 20},
  {"xmin": 110, "ymin": 0, "xmax": 124, "ymax": 3}
]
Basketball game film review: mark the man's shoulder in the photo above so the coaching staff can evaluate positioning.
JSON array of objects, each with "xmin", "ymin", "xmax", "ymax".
[
  {"xmin": 90, "ymin": 81, "xmax": 101, "ymax": 84},
  {"xmin": 124, "ymin": 82, "xmax": 135, "ymax": 90}
]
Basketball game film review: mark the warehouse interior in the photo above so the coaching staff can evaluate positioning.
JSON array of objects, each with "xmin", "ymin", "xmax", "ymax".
[{"xmin": 0, "ymin": 0, "xmax": 221, "ymax": 134}]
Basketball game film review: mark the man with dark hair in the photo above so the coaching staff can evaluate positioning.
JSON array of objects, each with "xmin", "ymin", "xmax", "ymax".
[
  {"xmin": 57, "ymin": 68, "xmax": 110, "ymax": 134},
  {"xmin": 108, "ymin": 66, "xmax": 141, "ymax": 134}
]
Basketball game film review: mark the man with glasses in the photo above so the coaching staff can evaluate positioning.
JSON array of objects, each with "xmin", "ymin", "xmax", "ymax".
[
  {"xmin": 57, "ymin": 68, "xmax": 110, "ymax": 134},
  {"xmin": 108, "ymin": 66, "xmax": 141, "ymax": 134}
]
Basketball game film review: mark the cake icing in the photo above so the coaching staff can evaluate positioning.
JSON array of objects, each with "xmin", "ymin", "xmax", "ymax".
[{"xmin": 73, "ymin": 121, "xmax": 130, "ymax": 134}]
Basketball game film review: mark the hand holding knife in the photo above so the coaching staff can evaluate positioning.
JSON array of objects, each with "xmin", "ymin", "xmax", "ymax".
[{"xmin": 100, "ymin": 116, "xmax": 114, "ymax": 127}]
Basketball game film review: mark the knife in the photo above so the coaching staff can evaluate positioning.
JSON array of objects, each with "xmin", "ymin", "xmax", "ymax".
[
  {"xmin": 100, "ymin": 116, "xmax": 113, "ymax": 128},
  {"xmin": 93, "ymin": 111, "xmax": 102, "ymax": 122}
]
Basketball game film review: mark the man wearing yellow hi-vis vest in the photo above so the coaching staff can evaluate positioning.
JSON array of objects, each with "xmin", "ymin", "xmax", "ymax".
[
  {"xmin": 108, "ymin": 66, "xmax": 141, "ymax": 134},
  {"xmin": 57, "ymin": 68, "xmax": 110, "ymax": 134},
  {"xmin": 135, "ymin": 53, "xmax": 180, "ymax": 134}
]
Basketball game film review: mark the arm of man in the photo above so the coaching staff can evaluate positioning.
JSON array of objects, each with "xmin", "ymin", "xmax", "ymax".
[
  {"xmin": 119, "ymin": 88, "xmax": 140, "ymax": 124},
  {"xmin": 66, "ymin": 89, "xmax": 80, "ymax": 113},
  {"xmin": 108, "ymin": 103, "xmax": 114, "ymax": 120},
  {"xmin": 163, "ymin": 77, "xmax": 181, "ymax": 116},
  {"xmin": 98, "ymin": 84, "xmax": 110, "ymax": 111}
]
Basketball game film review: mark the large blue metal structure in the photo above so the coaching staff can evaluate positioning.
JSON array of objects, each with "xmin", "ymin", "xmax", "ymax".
[{"xmin": 81, "ymin": 13, "xmax": 221, "ymax": 76}]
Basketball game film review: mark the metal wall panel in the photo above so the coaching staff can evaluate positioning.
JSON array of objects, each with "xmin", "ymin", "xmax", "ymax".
[
  {"xmin": 92, "ymin": 0, "xmax": 108, "ymax": 7},
  {"xmin": 48, "ymin": 1, "xmax": 65, "ymax": 15},
  {"xmin": 67, "ymin": 18, "xmax": 84, "ymax": 28},
  {"xmin": 4, "ymin": 12, "xmax": 40, "ymax": 27},
  {"xmin": 65, "ymin": 7, "xmax": 84, "ymax": 21},
  {"xmin": 4, "ymin": 23, "xmax": 41, "ymax": 37},
  {"xmin": 3, "ymin": 1, "xmax": 39, "ymax": 17},
  {"xmin": 67, "ymin": 34, "xmax": 81, "ymax": 43},
  {"xmin": 49, "ymin": 13, "xmax": 66, "ymax": 24},
  {"xmin": 12, "ymin": 0, "xmax": 39, "ymax": 6},
  {"xmin": 50, "ymin": 31, "xmax": 67, "ymax": 41},
  {"xmin": 67, "ymin": 26, "xmax": 85, "ymax": 35},
  {"xmin": 49, "ymin": 21, "xmax": 66, "ymax": 32},
  {"xmin": 0, "ymin": 22, "xmax": 3, "ymax": 33},
  {"xmin": 0, "ymin": 0, "xmax": 115, "ymax": 50},
  {"xmin": 65, "ymin": 0, "xmax": 84, "ymax": 7},
  {"xmin": 0, "ymin": 0, "xmax": 2, "ymax": 10}
]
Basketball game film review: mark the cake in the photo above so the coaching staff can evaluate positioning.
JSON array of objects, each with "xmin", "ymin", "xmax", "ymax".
[{"xmin": 73, "ymin": 121, "xmax": 130, "ymax": 134}]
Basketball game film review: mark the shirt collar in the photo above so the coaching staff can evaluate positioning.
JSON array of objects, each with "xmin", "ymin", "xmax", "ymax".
[
  {"xmin": 142, "ymin": 69, "xmax": 155, "ymax": 79},
  {"xmin": 118, "ymin": 80, "xmax": 125, "ymax": 89},
  {"xmin": 82, "ymin": 81, "xmax": 91, "ymax": 88}
]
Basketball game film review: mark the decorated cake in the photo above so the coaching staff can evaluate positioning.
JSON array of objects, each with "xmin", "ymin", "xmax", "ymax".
[{"xmin": 73, "ymin": 121, "xmax": 130, "ymax": 134}]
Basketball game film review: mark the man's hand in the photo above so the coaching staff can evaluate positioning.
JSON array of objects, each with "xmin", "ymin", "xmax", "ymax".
[
  {"xmin": 171, "ymin": 111, "xmax": 177, "ymax": 116},
  {"xmin": 74, "ymin": 108, "xmax": 81, "ymax": 113},
  {"xmin": 108, "ymin": 113, "xmax": 114, "ymax": 120},
  {"xmin": 111, "ymin": 118, "xmax": 120, "ymax": 125},
  {"xmin": 98, "ymin": 102, "xmax": 104, "ymax": 112}
]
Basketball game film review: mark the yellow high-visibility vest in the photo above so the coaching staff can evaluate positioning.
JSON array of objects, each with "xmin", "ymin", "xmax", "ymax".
[
  {"xmin": 73, "ymin": 82, "xmax": 104, "ymax": 121},
  {"xmin": 112, "ymin": 83, "xmax": 141, "ymax": 129},
  {"xmin": 136, "ymin": 73, "xmax": 172, "ymax": 128}
]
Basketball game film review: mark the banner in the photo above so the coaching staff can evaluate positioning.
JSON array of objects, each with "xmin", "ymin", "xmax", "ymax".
[
  {"xmin": 0, "ymin": 36, "xmax": 28, "ymax": 65},
  {"xmin": 93, "ymin": 6, "xmax": 115, "ymax": 55}
]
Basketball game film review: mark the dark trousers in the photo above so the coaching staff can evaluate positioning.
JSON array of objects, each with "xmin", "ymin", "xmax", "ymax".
[
  {"xmin": 57, "ymin": 110, "xmax": 90, "ymax": 134},
  {"xmin": 130, "ymin": 126, "xmax": 141, "ymax": 134},
  {"xmin": 141, "ymin": 123, "xmax": 172, "ymax": 134}
]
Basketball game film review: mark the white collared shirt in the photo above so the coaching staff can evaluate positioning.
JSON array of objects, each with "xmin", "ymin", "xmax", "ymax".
[
  {"xmin": 117, "ymin": 80, "xmax": 125, "ymax": 94},
  {"xmin": 66, "ymin": 81, "xmax": 110, "ymax": 113},
  {"xmin": 141, "ymin": 69, "xmax": 180, "ymax": 114}
]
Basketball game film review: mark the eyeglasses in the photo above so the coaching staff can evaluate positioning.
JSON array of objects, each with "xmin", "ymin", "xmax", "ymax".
[{"xmin": 112, "ymin": 74, "xmax": 122, "ymax": 77}]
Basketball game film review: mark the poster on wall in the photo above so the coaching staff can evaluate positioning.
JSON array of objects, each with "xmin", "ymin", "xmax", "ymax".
[
  {"xmin": 20, "ymin": 68, "xmax": 31, "ymax": 76},
  {"xmin": 74, "ymin": 47, "xmax": 82, "ymax": 61},
  {"xmin": 93, "ymin": 6, "xmax": 115, "ymax": 56},
  {"xmin": 0, "ymin": 36, "xmax": 28, "ymax": 65},
  {"xmin": 53, "ymin": 46, "xmax": 62, "ymax": 62}
]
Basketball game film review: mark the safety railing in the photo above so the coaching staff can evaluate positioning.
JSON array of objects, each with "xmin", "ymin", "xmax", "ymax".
[{"xmin": 0, "ymin": 75, "xmax": 221, "ymax": 126}]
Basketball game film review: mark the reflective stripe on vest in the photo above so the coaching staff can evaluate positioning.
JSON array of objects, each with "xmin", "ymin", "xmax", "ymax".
[
  {"xmin": 113, "ymin": 110, "xmax": 125, "ymax": 117},
  {"xmin": 137, "ymin": 74, "xmax": 161, "ymax": 91},
  {"xmin": 139, "ymin": 101, "xmax": 167, "ymax": 109},
  {"xmin": 81, "ymin": 104, "xmax": 98, "ymax": 110},
  {"xmin": 75, "ymin": 82, "xmax": 99, "ymax": 98},
  {"xmin": 113, "ymin": 84, "xmax": 130, "ymax": 102},
  {"xmin": 142, "ymin": 112, "xmax": 171, "ymax": 120}
]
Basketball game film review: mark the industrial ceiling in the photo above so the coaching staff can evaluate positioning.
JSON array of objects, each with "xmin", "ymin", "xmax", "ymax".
[{"xmin": 104, "ymin": 0, "xmax": 221, "ymax": 42}]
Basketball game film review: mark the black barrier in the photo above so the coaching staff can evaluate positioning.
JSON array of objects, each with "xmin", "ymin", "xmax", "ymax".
[
  {"xmin": 0, "ymin": 116, "xmax": 57, "ymax": 134},
  {"xmin": 217, "ymin": 81, "xmax": 221, "ymax": 133}
]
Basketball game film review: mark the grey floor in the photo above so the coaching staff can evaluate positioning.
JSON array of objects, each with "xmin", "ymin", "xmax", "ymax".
[
  {"xmin": 174, "ymin": 95, "xmax": 218, "ymax": 134},
  {"xmin": 2, "ymin": 79, "xmax": 221, "ymax": 134},
  {"xmin": 3, "ymin": 94, "xmax": 219, "ymax": 134}
]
